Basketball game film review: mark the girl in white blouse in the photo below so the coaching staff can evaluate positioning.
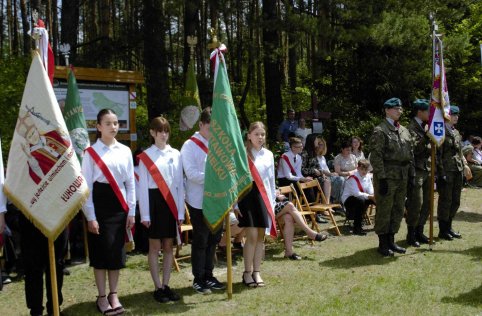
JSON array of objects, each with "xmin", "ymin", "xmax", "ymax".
[
  {"xmin": 138, "ymin": 117, "xmax": 184, "ymax": 303},
  {"xmin": 82, "ymin": 109, "xmax": 136, "ymax": 315},
  {"xmin": 237, "ymin": 122, "xmax": 274, "ymax": 287}
]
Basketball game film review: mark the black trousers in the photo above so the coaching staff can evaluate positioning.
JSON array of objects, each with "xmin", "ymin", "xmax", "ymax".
[
  {"xmin": 344, "ymin": 196, "xmax": 374, "ymax": 228},
  {"xmin": 188, "ymin": 204, "xmax": 222, "ymax": 281},
  {"xmin": 19, "ymin": 213, "xmax": 67, "ymax": 316}
]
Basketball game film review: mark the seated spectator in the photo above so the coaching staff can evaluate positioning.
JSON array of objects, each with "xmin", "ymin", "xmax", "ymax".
[
  {"xmin": 274, "ymin": 190, "xmax": 326, "ymax": 260},
  {"xmin": 463, "ymin": 144, "xmax": 482, "ymax": 187},
  {"xmin": 332, "ymin": 141, "xmax": 358, "ymax": 207},
  {"xmin": 301, "ymin": 135, "xmax": 332, "ymax": 223},
  {"xmin": 351, "ymin": 136, "xmax": 366, "ymax": 162},
  {"xmin": 295, "ymin": 118, "xmax": 312, "ymax": 146},
  {"xmin": 341, "ymin": 159, "xmax": 376, "ymax": 235},
  {"xmin": 471, "ymin": 136, "xmax": 482, "ymax": 163},
  {"xmin": 218, "ymin": 210, "xmax": 244, "ymax": 252},
  {"xmin": 278, "ymin": 137, "xmax": 312, "ymax": 187}
]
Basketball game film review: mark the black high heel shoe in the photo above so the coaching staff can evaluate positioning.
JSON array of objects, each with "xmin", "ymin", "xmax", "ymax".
[
  {"xmin": 242, "ymin": 271, "xmax": 257, "ymax": 288},
  {"xmin": 96, "ymin": 295, "xmax": 115, "ymax": 316},
  {"xmin": 252, "ymin": 271, "xmax": 265, "ymax": 287}
]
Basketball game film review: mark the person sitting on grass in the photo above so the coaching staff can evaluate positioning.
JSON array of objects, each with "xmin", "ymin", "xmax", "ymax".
[
  {"xmin": 341, "ymin": 159, "xmax": 376, "ymax": 235},
  {"xmin": 275, "ymin": 190, "xmax": 327, "ymax": 260}
]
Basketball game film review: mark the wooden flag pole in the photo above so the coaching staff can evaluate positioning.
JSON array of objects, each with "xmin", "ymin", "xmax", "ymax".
[
  {"xmin": 48, "ymin": 238, "xmax": 60, "ymax": 316},
  {"xmin": 429, "ymin": 144, "xmax": 436, "ymax": 249},
  {"xmin": 82, "ymin": 214, "xmax": 89, "ymax": 259},
  {"xmin": 225, "ymin": 213, "xmax": 233, "ymax": 299}
]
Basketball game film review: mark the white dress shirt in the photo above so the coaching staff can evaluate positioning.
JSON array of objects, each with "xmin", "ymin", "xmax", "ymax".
[
  {"xmin": 341, "ymin": 171, "xmax": 374, "ymax": 204},
  {"xmin": 81, "ymin": 139, "xmax": 136, "ymax": 221},
  {"xmin": 317, "ymin": 155, "xmax": 330, "ymax": 173},
  {"xmin": 180, "ymin": 132, "xmax": 208, "ymax": 209},
  {"xmin": 0, "ymin": 140, "xmax": 6, "ymax": 213},
  {"xmin": 277, "ymin": 150, "xmax": 303, "ymax": 181},
  {"xmin": 138, "ymin": 144, "xmax": 185, "ymax": 222},
  {"xmin": 251, "ymin": 148, "xmax": 276, "ymax": 209}
]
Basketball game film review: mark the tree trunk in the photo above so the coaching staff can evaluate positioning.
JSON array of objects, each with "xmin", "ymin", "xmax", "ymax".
[
  {"xmin": 19, "ymin": 0, "xmax": 31, "ymax": 56},
  {"xmin": 143, "ymin": 0, "xmax": 171, "ymax": 118},
  {"xmin": 262, "ymin": 0, "xmax": 283, "ymax": 141},
  {"xmin": 60, "ymin": 0, "xmax": 80, "ymax": 65},
  {"xmin": 51, "ymin": 0, "xmax": 59, "ymax": 64},
  {"xmin": 99, "ymin": 0, "xmax": 112, "ymax": 68},
  {"xmin": 183, "ymin": 0, "xmax": 199, "ymax": 74}
]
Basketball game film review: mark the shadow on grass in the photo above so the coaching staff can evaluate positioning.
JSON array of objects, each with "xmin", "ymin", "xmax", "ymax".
[
  {"xmin": 441, "ymin": 284, "xmax": 482, "ymax": 308},
  {"xmin": 452, "ymin": 210, "xmax": 482, "ymax": 223},
  {"xmin": 62, "ymin": 282, "xmax": 255, "ymax": 315},
  {"xmin": 319, "ymin": 248, "xmax": 398, "ymax": 269},
  {"xmin": 430, "ymin": 246, "xmax": 482, "ymax": 262}
]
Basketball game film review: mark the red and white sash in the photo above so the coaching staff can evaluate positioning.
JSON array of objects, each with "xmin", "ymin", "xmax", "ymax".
[
  {"xmin": 138, "ymin": 152, "xmax": 179, "ymax": 221},
  {"xmin": 248, "ymin": 157, "xmax": 277, "ymax": 237},
  {"xmin": 281, "ymin": 154, "xmax": 296, "ymax": 175},
  {"xmin": 348, "ymin": 175, "xmax": 364, "ymax": 193},
  {"xmin": 190, "ymin": 136, "xmax": 208, "ymax": 154},
  {"xmin": 85, "ymin": 147, "xmax": 129, "ymax": 212}
]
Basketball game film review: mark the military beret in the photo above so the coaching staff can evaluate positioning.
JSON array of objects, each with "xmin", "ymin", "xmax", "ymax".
[
  {"xmin": 384, "ymin": 98, "xmax": 402, "ymax": 108},
  {"xmin": 413, "ymin": 99, "xmax": 429, "ymax": 111},
  {"xmin": 450, "ymin": 105, "xmax": 460, "ymax": 115}
]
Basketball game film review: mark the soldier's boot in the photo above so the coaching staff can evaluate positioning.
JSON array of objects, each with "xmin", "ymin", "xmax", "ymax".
[
  {"xmin": 377, "ymin": 234, "xmax": 394, "ymax": 257},
  {"xmin": 416, "ymin": 225, "xmax": 430, "ymax": 244},
  {"xmin": 388, "ymin": 233, "xmax": 406, "ymax": 254},
  {"xmin": 406, "ymin": 226, "xmax": 420, "ymax": 247},
  {"xmin": 438, "ymin": 221, "xmax": 453, "ymax": 240},
  {"xmin": 448, "ymin": 218, "xmax": 462, "ymax": 239}
]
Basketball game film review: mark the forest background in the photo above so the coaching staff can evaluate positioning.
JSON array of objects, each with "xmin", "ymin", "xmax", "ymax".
[{"xmin": 0, "ymin": 0, "xmax": 481, "ymax": 158}]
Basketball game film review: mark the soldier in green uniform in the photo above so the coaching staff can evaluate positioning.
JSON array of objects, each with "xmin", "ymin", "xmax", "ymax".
[
  {"xmin": 405, "ymin": 99, "xmax": 431, "ymax": 247},
  {"xmin": 436, "ymin": 105, "xmax": 465, "ymax": 240},
  {"xmin": 370, "ymin": 98, "xmax": 414, "ymax": 256}
]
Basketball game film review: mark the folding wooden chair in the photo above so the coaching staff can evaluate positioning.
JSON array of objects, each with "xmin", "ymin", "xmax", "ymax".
[
  {"xmin": 173, "ymin": 204, "xmax": 193, "ymax": 272},
  {"xmin": 297, "ymin": 179, "xmax": 341, "ymax": 236},
  {"xmin": 276, "ymin": 185, "xmax": 320, "ymax": 240}
]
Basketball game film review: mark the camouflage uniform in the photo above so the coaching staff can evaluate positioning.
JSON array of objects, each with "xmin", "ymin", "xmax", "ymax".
[
  {"xmin": 436, "ymin": 124, "xmax": 464, "ymax": 239},
  {"xmin": 406, "ymin": 117, "xmax": 431, "ymax": 245},
  {"xmin": 371, "ymin": 120, "xmax": 414, "ymax": 236}
]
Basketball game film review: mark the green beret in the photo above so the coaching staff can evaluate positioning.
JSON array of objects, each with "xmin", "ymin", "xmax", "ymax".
[
  {"xmin": 384, "ymin": 98, "xmax": 402, "ymax": 108},
  {"xmin": 450, "ymin": 105, "xmax": 460, "ymax": 115},
  {"xmin": 413, "ymin": 99, "xmax": 429, "ymax": 111}
]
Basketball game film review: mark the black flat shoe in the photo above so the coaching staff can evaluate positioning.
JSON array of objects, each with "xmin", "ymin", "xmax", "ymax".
[
  {"xmin": 314, "ymin": 233, "xmax": 328, "ymax": 241},
  {"xmin": 316, "ymin": 214, "xmax": 328, "ymax": 223},
  {"xmin": 285, "ymin": 253, "xmax": 302, "ymax": 260}
]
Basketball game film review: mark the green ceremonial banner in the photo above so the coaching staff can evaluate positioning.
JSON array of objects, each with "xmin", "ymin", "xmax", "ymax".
[
  {"xmin": 63, "ymin": 68, "xmax": 90, "ymax": 163},
  {"xmin": 182, "ymin": 59, "xmax": 201, "ymax": 108},
  {"xmin": 202, "ymin": 52, "xmax": 252, "ymax": 230},
  {"xmin": 180, "ymin": 60, "xmax": 201, "ymax": 131}
]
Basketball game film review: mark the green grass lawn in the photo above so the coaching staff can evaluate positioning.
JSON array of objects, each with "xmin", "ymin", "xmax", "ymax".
[{"xmin": 1, "ymin": 188, "xmax": 481, "ymax": 315}]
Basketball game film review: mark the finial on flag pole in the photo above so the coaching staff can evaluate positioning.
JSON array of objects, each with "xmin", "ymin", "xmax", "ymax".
[
  {"xmin": 59, "ymin": 43, "xmax": 71, "ymax": 66},
  {"xmin": 208, "ymin": 27, "xmax": 220, "ymax": 50},
  {"xmin": 187, "ymin": 36, "xmax": 197, "ymax": 59}
]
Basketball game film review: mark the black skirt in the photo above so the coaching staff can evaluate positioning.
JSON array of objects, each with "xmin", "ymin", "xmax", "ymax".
[
  {"xmin": 148, "ymin": 189, "xmax": 177, "ymax": 239},
  {"xmin": 88, "ymin": 182, "xmax": 127, "ymax": 270},
  {"xmin": 238, "ymin": 182, "xmax": 269, "ymax": 228}
]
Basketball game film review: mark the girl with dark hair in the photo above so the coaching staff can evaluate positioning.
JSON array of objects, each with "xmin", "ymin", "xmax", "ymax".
[{"xmin": 82, "ymin": 109, "xmax": 136, "ymax": 315}]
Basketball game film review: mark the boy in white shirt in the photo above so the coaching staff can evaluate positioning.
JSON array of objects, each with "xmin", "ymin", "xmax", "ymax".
[{"xmin": 341, "ymin": 159, "xmax": 375, "ymax": 235}]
